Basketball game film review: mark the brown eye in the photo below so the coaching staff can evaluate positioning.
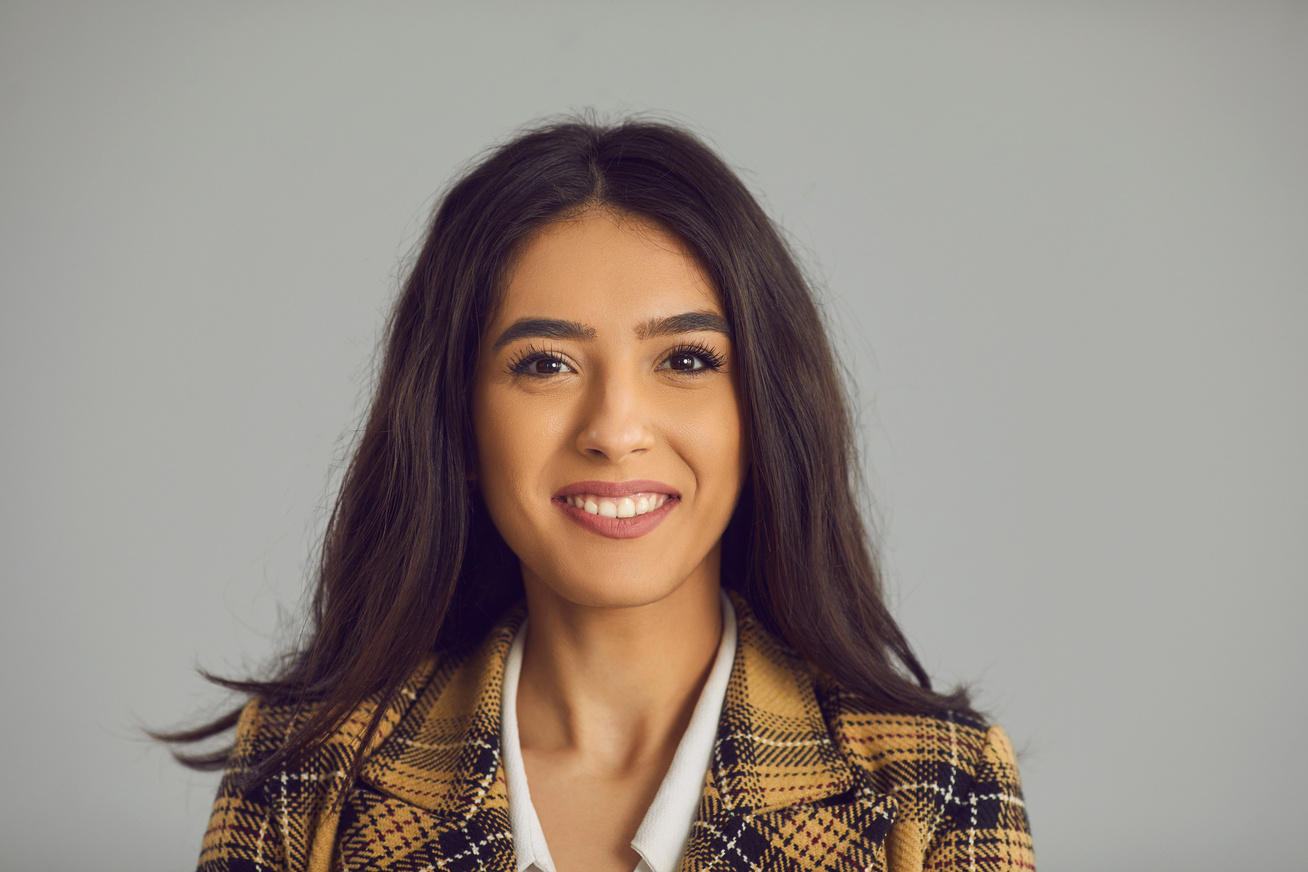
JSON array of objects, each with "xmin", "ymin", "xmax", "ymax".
[
  {"xmin": 507, "ymin": 348, "xmax": 574, "ymax": 377},
  {"xmin": 532, "ymin": 358, "xmax": 568, "ymax": 374},
  {"xmin": 665, "ymin": 353, "xmax": 703, "ymax": 371},
  {"xmin": 657, "ymin": 342, "xmax": 724, "ymax": 374}
]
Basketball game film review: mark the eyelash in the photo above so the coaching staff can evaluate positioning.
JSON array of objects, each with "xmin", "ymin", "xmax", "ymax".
[{"xmin": 506, "ymin": 342, "xmax": 726, "ymax": 378}]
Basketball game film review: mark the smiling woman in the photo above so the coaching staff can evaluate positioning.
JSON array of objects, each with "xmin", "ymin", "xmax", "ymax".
[
  {"xmin": 160, "ymin": 118, "xmax": 1035, "ymax": 871},
  {"xmin": 474, "ymin": 211, "xmax": 747, "ymax": 618}
]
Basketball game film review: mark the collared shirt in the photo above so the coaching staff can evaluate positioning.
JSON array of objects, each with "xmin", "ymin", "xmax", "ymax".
[
  {"xmin": 499, "ymin": 592, "xmax": 738, "ymax": 872},
  {"xmin": 200, "ymin": 590, "xmax": 1035, "ymax": 871}
]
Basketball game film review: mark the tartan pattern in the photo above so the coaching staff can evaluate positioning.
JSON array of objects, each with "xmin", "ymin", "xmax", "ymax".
[{"xmin": 199, "ymin": 592, "xmax": 1034, "ymax": 871}]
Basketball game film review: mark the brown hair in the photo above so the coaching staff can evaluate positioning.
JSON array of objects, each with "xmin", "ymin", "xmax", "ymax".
[{"xmin": 158, "ymin": 115, "xmax": 975, "ymax": 789}]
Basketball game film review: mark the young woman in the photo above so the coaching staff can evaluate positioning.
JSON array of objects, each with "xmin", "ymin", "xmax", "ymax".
[{"xmin": 168, "ymin": 118, "xmax": 1035, "ymax": 872}]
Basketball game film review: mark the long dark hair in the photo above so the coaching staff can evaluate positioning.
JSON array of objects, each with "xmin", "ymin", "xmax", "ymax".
[{"xmin": 158, "ymin": 115, "xmax": 974, "ymax": 788}]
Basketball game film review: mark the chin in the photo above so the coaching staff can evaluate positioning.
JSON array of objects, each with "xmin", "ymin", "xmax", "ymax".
[{"xmin": 527, "ymin": 562, "xmax": 698, "ymax": 611}]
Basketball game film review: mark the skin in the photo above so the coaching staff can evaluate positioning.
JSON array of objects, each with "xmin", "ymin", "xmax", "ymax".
[{"xmin": 471, "ymin": 207, "xmax": 749, "ymax": 872}]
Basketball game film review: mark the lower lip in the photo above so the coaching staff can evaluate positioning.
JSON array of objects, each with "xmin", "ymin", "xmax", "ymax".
[{"xmin": 555, "ymin": 497, "xmax": 679, "ymax": 540}]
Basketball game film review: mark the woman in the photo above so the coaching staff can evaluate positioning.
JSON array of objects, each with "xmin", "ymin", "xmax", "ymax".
[{"xmin": 167, "ymin": 117, "xmax": 1035, "ymax": 871}]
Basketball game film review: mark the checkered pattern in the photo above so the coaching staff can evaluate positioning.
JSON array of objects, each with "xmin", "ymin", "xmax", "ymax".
[{"xmin": 198, "ymin": 593, "xmax": 1034, "ymax": 871}]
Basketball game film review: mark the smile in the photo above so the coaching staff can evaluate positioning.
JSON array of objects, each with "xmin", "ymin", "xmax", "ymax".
[
  {"xmin": 553, "ymin": 480, "xmax": 681, "ymax": 540},
  {"xmin": 562, "ymin": 493, "xmax": 670, "ymax": 517}
]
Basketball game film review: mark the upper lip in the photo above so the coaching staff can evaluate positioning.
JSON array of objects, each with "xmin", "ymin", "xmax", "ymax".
[{"xmin": 554, "ymin": 480, "xmax": 680, "ymax": 499}]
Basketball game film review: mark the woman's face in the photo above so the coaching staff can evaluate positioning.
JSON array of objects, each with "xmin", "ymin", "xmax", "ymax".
[{"xmin": 471, "ymin": 208, "xmax": 748, "ymax": 610}]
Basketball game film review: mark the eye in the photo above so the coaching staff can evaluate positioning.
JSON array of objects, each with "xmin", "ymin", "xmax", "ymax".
[
  {"xmin": 663, "ymin": 352, "xmax": 704, "ymax": 372},
  {"xmin": 507, "ymin": 346, "xmax": 574, "ymax": 377},
  {"xmin": 657, "ymin": 342, "xmax": 726, "ymax": 374}
]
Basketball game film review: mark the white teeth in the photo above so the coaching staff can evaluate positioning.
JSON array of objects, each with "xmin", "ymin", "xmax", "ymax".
[{"xmin": 563, "ymin": 492, "xmax": 673, "ymax": 517}]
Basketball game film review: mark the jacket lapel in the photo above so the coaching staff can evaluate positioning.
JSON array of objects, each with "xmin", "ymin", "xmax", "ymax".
[
  {"xmin": 343, "ymin": 607, "xmax": 526, "ymax": 872},
  {"xmin": 677, "ymin": 593, "xmax": 897, "ymax": 872},
  {"xmin": 345, "ymin": 594, "xmax": 896, "ymax": 872}
]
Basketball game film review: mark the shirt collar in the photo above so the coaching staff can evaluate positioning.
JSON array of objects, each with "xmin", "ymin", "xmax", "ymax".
[
  {"xmin": 631, "ymin": 592, "xmax": 737, "ymax": 872},
  {"xmin": 358, "ymin": 589, "xmax": 857, "ymax": 823},
  {"xmin": 499, "ymin": 610, "xmax": 551, "ymax": 872},
  {"xmin": 500, "ymin": 591, "xmax": 738, "ymax": 872}
]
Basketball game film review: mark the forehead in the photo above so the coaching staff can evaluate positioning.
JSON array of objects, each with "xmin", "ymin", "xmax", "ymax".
[{"xmin": 493, "ymin": 209, "xmax": 721, "ymax": 327}]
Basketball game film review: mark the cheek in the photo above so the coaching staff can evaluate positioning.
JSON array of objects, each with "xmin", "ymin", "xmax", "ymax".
[
  {"xmin": 470, "ymin": 390, "xmax": 537, "ymax": 559},
  {"xmin": 472, "ymin": 385, "xmax": 570, "ymax": 500},
  {"xmin": 669, "ymin": 390, "xmax": 748, "ymax": 487}
]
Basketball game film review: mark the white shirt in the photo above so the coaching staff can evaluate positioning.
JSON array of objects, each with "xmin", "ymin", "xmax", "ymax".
[{"xmin": 499, "ymin": 592, "xmax": 738, "ymax": 872}]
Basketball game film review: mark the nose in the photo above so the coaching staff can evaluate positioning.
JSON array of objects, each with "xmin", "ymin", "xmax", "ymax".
[{"xmin": 574, "ymin": 371, "xmax": 655, "ymax": 463}]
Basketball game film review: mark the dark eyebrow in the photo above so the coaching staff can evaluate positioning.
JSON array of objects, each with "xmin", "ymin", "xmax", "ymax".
[
  {"xmin": 491, "ymin": 318, "xmax": 597, "ymax": 351},
  {"xmin": 491, "ymin": 310, "xmax": 732, "ymax": 352},
  {"xmin": 636, "ymin": 310, "xmax": 732, "ymax": 340}
]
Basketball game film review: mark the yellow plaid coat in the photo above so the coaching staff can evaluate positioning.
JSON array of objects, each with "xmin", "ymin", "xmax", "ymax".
[{"xmin": 199, "ymin": 592, "xmax": 1034, "ymax": 871}]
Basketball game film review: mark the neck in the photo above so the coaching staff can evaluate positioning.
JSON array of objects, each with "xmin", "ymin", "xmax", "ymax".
[{"xmin": 515, "ymin": 572, "xmax": 723, "ymax": 772}]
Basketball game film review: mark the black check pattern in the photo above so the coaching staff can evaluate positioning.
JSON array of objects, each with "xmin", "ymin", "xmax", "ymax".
[{"xmin": 198, "ymin": 593, "xmax": 1034, "ymax": 871}]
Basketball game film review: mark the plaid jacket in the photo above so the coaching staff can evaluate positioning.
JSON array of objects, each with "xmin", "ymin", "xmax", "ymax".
[{"xmin": 199, "ymin": 592, "xmax": 1034, "ymax": 871}]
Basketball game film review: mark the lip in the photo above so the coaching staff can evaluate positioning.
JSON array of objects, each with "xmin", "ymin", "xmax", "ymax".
[
  {"xmin": 553, "ymin": 480, "xmax": 680, "ymax": 499},
  {"xmin": 555, "ymin": 494, "xmax": 679, "ymax": 540}
]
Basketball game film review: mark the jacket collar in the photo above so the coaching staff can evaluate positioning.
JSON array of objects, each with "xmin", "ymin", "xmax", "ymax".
[
  {"xmin": 356, "ymin": 591, "xmax": 895, "ymax": 870},
  {"xmin": 358, "ymin": 604, "xmax": 523, "ymax": 820},
  {"xmin": 360, "ymin": 591, "xmax": 856, "ymax": 816},
  {"xmin": 708, "ymin": 591, "xmax": 858, "ymax": 814}
]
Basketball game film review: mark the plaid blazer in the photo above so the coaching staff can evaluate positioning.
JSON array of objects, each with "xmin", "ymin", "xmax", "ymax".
[{"xmin": 199, "ymin": 592, "xmax": 1034, "ymax": 871}]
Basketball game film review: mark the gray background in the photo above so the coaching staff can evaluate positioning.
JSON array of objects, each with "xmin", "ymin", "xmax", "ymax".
[{"xmin": 2, "ymin": 2, "xmax": 1304, "ymax": 869}]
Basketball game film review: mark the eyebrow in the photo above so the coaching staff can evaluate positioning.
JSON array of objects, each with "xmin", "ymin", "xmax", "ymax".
[
  {"xmin": 491, "ymin": 310, "xmax": 731, "ymax": 350},
  {"xmin": 636, "ymin": 310, "xmax": 732, "ymax": 340},
  {"xmin": 491, "ymin": 318, "xmax": 596, "ymax": 350}
]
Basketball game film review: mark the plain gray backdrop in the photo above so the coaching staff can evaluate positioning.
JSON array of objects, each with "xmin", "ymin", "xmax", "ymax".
[{"xmin": 2, "ymin": 2, "xmax": 1304, "ymax": 869}]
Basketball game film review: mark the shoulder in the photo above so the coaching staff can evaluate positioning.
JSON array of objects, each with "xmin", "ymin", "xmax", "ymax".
[
  {"xmin": 200, "ymin": 654, "xmax": 447, "ymax": 870},
  {"xmin": 820, "ymin": 688, "xmax": 1012, "ymax": 788},
  {"xmin": 817, "ymin": 688, "xmax": 1035, "ymax": 869},
  {"xmin": 228, "ymin": 652, "xmax": 446, "ymax": 781}
]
